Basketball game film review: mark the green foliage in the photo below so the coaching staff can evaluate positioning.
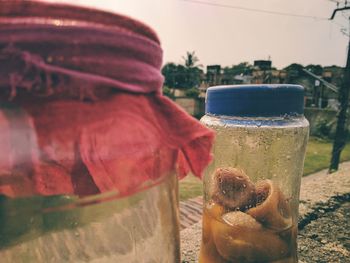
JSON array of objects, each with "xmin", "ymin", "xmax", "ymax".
[
  {"xmin": 179, "ymin": 175, "xmax": 203, "ymax": 201},
  {"xmin": 162, "ymin": 63, "xmax": 185, "ymax": 89},
  {"xmin": 184, "ymin": 67, "xmax": 203, "ymax": 89},
  {"xmin": 162, "ymin": 51, "xmax": 203, "ymax": 90},
  {"xmin": 305, "ymin": 64, "xmax": 323, "ymax": 76},
  {"xmin": 283, "ymin": 63, "xmax": 304, "ymax": 71},
  {"xmin": 162, "ymin": 86, "xmax": 174, "ymax": 99},
  {"xmin": 183, "ymin": 51, "xmax": 201, "ymax": 69},
  {"xmin": 283, "ymin": 63, "xmax": 305, "ymax": 76},
  {"xmin": 284, "ymin": 63, "xmax": 323, "ymax": 77},
  {"xmin": 303, "ymin": 137, "xmax": 350, "ymax": 175},
  {"xmin": 185, "ymin": 87, "xmax": 200, "ymax": 98},
  {"xmin": 223, "ymin": 62, "xmax": 253, "ymax": 75},
  {"xmin": 314, "ymin": 119, "xmax": 334, "ymax": 139}
]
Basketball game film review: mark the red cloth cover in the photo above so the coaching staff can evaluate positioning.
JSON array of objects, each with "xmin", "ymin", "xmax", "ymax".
[{"xmin": 0, "ymin": 1, "xmax": 214, "ymax": 198}]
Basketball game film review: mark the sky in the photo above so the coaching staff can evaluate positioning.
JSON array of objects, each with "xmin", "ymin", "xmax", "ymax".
[{"xmin": 51, "ymin": 0, "xmax": 349, "ymax": 69}]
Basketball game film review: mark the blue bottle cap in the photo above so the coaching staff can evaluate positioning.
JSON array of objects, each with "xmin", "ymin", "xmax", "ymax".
[{"xmin": 205, "ymin": 84, "xmax": 304, "ymax": 117}]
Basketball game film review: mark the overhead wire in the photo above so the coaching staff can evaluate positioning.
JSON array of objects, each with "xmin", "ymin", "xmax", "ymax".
[{"xmin": 179, "ymin": 0, "xmax": 329, "ymax": 20}]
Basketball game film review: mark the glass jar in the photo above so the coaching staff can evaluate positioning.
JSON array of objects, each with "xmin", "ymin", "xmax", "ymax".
[
  {"xmin": 0, "ymin": 1, "xmax": 214, "ymax": 262},
  {"xmin": 199, "ymin": 85, "xmax": 309, "ymax": 263}
]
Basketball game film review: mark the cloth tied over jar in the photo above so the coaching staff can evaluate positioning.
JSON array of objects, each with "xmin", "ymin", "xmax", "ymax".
[{"xmin": 0, "ymin": 0, "xmax": 214, "ymax": 198}]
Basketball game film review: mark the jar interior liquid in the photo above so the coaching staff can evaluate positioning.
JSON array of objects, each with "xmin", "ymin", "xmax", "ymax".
[
  {"xmin": 199, "ymin": 115, "xmax": 309, "ymax": 263},
  {"xmin": 0, "ymin": 174, "xmax": 180, "ymax": 263}
]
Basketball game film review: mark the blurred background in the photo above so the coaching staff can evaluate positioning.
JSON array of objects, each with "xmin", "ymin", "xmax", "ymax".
[{"xmin": 49, "ymin": 0, "xmax": 350, "ymax": 200}]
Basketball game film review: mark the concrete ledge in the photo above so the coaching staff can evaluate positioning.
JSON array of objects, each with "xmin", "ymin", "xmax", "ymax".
[{"xmin": 181, "ymin": 162, "xmax": 350, "ymax": 262}]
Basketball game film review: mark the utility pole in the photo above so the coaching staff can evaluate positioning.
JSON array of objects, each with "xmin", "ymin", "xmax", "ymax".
[{"xmin": 329, "ymin": 3, "xmax": 350, "ymax": 172}]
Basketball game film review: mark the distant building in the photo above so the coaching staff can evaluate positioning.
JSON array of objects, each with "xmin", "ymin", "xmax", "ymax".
[
  {"xmin": 284, "ymin": 65, "xmax": 343, "ymax": 109},
  {"xmin": 206, "ymin": 65, "xmax": 222, "ymax": 87},
  {"xmin": 201, "ymin": 64, "xmax": 254, "ymax": 88},
  {"xmin": 251, "ymin": 69, "xmax": 287, "ymax": 84},
  {"xmin": 253, "ymin": 60, "xmax": 272, "ymax": 70},
  {"xmin": 197, "ymin": 61, "xmax": 344, "ymax": 110},
  {"xmin": 207, "ymin": 65, "xmax": 221, "ymax": 74}
]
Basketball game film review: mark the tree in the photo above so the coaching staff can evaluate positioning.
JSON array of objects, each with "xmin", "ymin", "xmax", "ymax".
[
  {"xmin": 329, "ymin": 48, "xmax": 350, "ymax": 172},
  {"xmin": 223, "ymin": 62, "xmax": 253, "ymax": 76},
  {"xmin": 305, "ymin": 64, "xmax": 323, "ymax": 76},
  {"xmin": 184, "ymin": 66, "xmax": 203, "ymax": 89},
  {"xmin": 182, "ymin": 51, "xmax": 201, "ymax": 69},
  {"xmin": 283, "ymin": 63, "xmax": 305, "ymax": 81},
  {"xmin": 283, "ymin": 63, "xmax": 304, "ymax": 73},
  {"xmin": 182, "ymin": 51, "xmax": 203, "ymax": 89},
  {"xmin": 162, "ymin": 63, "xmax": 186, "ymax": 89},
  {"xmin": 328, "ymin": 1, "xmax": 350, "ymax": 172},
  {"xmin": 162, "ymin": 51, "xmax": 203, "ymax": 90}
]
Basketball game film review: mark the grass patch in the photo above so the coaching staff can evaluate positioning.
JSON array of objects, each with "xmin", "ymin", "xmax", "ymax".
[
  {"xmin": 179, "ymin": 137, "xmax": 350, "ymax": 201},
  {"xmin": 304, "ymin": 137, "xmax": 350, "ymax": 175},
  {"xmin": 178, "ymin": 175, "xmax": 203, "ymax": 201}
]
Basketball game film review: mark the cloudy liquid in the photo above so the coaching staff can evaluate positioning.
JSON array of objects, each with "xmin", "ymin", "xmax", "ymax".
[
  {"xmin": 0, "ymin": 174, "xmax": 180, "ymax": 263},
  {"xmin": 199, "ymin": 204, "xmax": 297, "ymax": 263},
  {"xmin": 200, "ymin": 115, "xmax": 309, "ymax": 263}
]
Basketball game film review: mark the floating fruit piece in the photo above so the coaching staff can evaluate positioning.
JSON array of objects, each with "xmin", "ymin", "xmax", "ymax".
[
  {"xmin": 211, "ymin": 167, "xmax": 256, "ymax": 211},
  {"xmin": 206, "ymin": 202, "xmax": 225, "ymax": 220},
  {"xmin": 202, "ymin": 203, "xmax": 224, "ymax": 246},
  {"xmin": 199, "ymin": 247, "xmax": 227, "ymax": 263},
  {"xmin": 279, "ymin": 225, "xmax": 298, "ymax": 261},
  {"xmin": 199, "ymin": 241, "xmax": 227, "ymax": 263},
  {"xmin": 199, "ymin": 236, "xmax": 227, "ymax": 263},
  {"xmin": 247, "ymin": 180, "xmax": 292, "ymax": 230},
  {"xmin": 200, "ymin": 208, "xmax": 227, "ymax": 263},
  {"xmin": 202, "ymin": 203, "xmax": 224, "ymax": 244},
  {"xmin": 221, "ymin": 211, "xmax": 262, "ymax": 230},
  {"xmin": 279, "ymin": 224, "xmax": 297, "ymax": 243},
  {"xmin": 212, "ymin": 211, "xmax": 289, "ymax": 262},
  {"xmin": 202, "ymin": 210, "xmax": 212, "ymax": 244}
]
